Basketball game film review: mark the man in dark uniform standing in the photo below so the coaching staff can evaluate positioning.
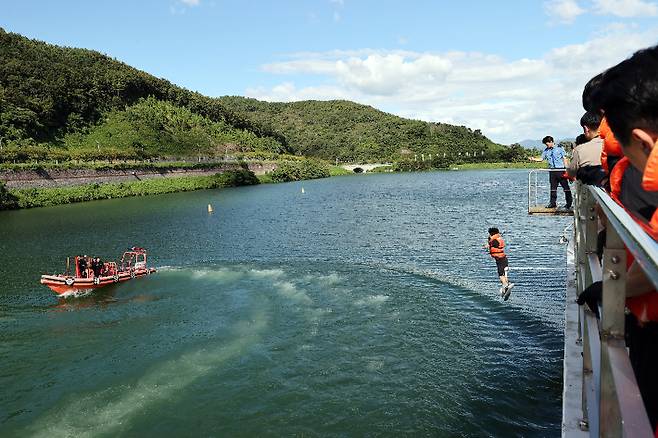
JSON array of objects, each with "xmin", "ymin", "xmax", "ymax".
[{"xmin": 531, "ymin": 136, "xmax": 573, "ymax": 209}]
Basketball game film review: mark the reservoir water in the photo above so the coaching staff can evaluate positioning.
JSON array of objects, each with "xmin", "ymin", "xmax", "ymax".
[{"xmin": 0, "ymin": 170, "xmax": 570, "ymax": 437}]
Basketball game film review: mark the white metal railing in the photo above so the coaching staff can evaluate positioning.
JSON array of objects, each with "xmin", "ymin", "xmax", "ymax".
[
  {"xmin": 528, "ymin": 168, "xmax": 573, "ymax": 213},
  {"xmin": 528, "ymin": 168, "xmax": 546, "ymax": 211},
  {"xmin": 564, "ymin": 181, "xmax": 658, "ymax": 437}
]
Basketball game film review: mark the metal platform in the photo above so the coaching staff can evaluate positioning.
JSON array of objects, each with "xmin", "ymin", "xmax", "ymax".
[
  {"xmin": 529, "ymin": 206, "xmax": 574, "ymax": 216},
  {"xmin": 528, "ymin": 169, "xmax": 574, "ymax": 216}
]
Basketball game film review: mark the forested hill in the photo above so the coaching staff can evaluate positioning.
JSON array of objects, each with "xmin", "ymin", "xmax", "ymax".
[
  {"xmin": 1, "ymin": 28, "xmax": 508, "ymax": 163},
  {"xmin": 219, "ymin": 97, "xmax": 506, "ymax": 161},
  {"xmin": 0, "ymin": 28, "xmax": 287, "ymax": 160}
]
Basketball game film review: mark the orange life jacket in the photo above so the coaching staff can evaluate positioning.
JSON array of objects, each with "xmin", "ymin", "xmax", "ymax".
[
  {"xmin": 599, "ymin": 117, "xmax": 623, "ymax": 174},
  {"xmin": 488, "ymin": 234, "xmax": 506, "ymax": 258},
  {"xmin": 609, "ymin": 157, "xmax": 658, "ymax": 322},
  {"xmin": 609, "ymin": 158, "xmax": 658, "ymax": 240}
]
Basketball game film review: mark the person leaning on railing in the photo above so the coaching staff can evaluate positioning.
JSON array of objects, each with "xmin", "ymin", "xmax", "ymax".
[
  {"xmin": 566, "ymin": 111, "xmax": 606, "ymax": 186},
  {"xmin": 581, "ymin": 43, "xmax": 658, "ymax": 433}
]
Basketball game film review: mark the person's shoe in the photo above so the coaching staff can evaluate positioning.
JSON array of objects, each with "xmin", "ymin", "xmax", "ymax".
[
  {"xmin": 562, "ymin": 204, "xmax": 573, "ymax": 211},
  {"xmin": 503, "ymin": 283, "xmax": 514, "ymax": 301},
  {"xmin": 545, "ymin": 204, "xmax": 557, "ymax": 209},
  {"xmin": 499, "ymin": 286, "xmax": 505, "ymax": 296}
]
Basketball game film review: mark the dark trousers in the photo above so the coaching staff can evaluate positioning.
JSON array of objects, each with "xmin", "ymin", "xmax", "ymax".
[{"xmin": 549, "ymin": 169, "xmax": 572, "ymax": 207}]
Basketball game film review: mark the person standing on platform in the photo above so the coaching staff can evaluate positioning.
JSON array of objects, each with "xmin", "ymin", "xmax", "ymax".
[
  {"xmin": 531, "ymin": 136, "xmax": 573, "ymax": 209},
  {"xmin": 487, "ymin": 227, "xmax": 514, "ymax": 300}
]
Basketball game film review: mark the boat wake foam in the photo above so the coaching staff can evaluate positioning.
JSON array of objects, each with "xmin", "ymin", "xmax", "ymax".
[
  {"xmin": 27, "ymin": 307, "xmax": 268, "ymax": 438},
  {"xmin": 58, "ymin": 288, "xmax": 94, "ymax": 299},
  {"xmin": 354, "ymin": 294, "xmax": 390, "ymax": 306}
]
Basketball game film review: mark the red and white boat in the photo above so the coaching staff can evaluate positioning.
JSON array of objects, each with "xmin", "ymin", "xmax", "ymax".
[{"xmin": 40, "ymin": 247, "xmax": 156, "ymax": 295}]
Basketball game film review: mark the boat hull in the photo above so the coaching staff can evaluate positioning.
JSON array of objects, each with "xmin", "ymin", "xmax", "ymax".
[{"xmin": 40, "ymin": 268, "xmax": 156, "ymax": 295}]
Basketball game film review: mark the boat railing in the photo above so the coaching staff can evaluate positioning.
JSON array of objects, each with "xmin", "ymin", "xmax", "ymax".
[
  {"xmin": 528, "ymin": 168, "xmax": 574, "ymax": 216},
  {"xmin": 564, "ymin": 181, "xmax": 658, "ymax": 437}
]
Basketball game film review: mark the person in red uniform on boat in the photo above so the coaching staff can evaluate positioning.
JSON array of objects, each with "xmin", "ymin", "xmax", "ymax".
[
  {"xmin": 487, "ymin": 227, "xmax": 514, "ymax": 301},
  {"xmin": 78, "ymin": 256, "xmax": 88, "ymax": 278},
  {"xmin": 91, "ymin": 257, "xmax": 103, "ymax": 277}
]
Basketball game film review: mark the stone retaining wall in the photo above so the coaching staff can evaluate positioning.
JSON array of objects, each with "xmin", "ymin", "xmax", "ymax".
[{"xmin": 0, "ymin": 162, "xmax": 277, "ymax": 189}]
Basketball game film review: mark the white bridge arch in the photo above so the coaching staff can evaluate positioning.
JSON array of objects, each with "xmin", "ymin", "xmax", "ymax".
[{"xmin": 339, "ymin": 163, "xmax": 391, "ymax": 173}]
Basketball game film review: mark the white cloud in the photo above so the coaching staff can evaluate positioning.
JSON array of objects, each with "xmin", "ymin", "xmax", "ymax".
[
  {"xmin": 544, "ymin": 0, "xmax": 586, "ymax": 23},
  {"xmin": 330, "ymin": 0, "xmax": 344, "ymax": 22},
  {"xmin": 170, "ymin": 0, "xmax": 200, "ymax": 13},
  {"xmin": 247, "ymin": 27, "xmax": 658, "ymax": 144},
  {"xmin": 263, "ymin": 53, "xmax": 453, "ymax": 96},
  {"xmin": 544, "ymin": 0, "xmax": 658, "ymax": 21},
  {"xmin": 593, "ymin": 0, "xmax": 658, "ymax": 17}
]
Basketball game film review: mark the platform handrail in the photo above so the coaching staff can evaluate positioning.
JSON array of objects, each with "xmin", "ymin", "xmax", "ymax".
[
  {"xmin": 528, "ymin": 169, "xmax": 556, "ymax": 211},
  {"xmin": 564, "ymin": 182, "xmax": 656, "ymax": 437},
  {"xmin": 528, "ymin": 168, "xmax": 575, "ymax": 216}
]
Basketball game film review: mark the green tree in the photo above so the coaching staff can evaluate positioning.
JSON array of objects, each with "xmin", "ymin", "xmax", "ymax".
[
  {"xmin": 0, "ymin": 180, "xmax": 18, "ymax": 209},
  {"xmin": 269, "ymin": 159, "xmax": 331, "ymax": 182}
]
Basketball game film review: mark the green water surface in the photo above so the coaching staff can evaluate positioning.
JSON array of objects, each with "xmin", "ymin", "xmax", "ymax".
[{"xmin": 0, "ymin": 170, "xmax": 570, "ymax": 437}]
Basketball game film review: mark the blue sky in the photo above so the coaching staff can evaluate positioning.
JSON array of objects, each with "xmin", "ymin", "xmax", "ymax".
[{"xmin": 2, "ymin": 0, "xmax": 658, "ymax": 144}]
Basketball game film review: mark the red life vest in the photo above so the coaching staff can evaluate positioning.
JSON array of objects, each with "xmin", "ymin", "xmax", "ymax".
[
  {"xmin": 488, "ymin": 234, "xmax": 506, "ymax": 259},
  {"xmin": 609, "ymin": 157, "xmax": 658, "ymax": 322}
]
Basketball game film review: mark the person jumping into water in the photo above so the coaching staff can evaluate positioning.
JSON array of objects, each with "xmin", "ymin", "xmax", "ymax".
[{"xmin": 487, "ymin": 227, "xmax": 514, "ymax": 300}]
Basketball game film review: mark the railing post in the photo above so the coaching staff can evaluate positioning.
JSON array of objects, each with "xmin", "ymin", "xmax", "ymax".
[
  {"xmin": 575, "ymin": 184, "xmax": 590, "ymax": 294},
  {"xmin": 574, "ymin": 184, "xmax": 581, "ymax": 292},
  {"xmin": 528, "ymin": 171, "xmax": 532, "ymax": 213},
  {"xmin": 580, "ymin": 306, "xmax": 592, "ymax": 428},
  {"xmin": 584, "ymin": 199, "xmax": 598, "ymax": 260},
  {"xmin": 534, "ymin": 171, "xmax": 538, "ymax": 208},
  {"xmin": 599, "ymin": 225, "xmax": 627, "ymax": 437},
  {"xmin": 601, "ymin": 226, "xmax": 627, "ymax": 337},
  {"xmin": 574, "ymin": 183, "xmax": 592, "ymax": 426}
]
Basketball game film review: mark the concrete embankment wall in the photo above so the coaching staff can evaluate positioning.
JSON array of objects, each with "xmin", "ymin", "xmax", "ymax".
[{"xmin": 0, "ymin": 162, "xmax": 277, "ymax": 189}]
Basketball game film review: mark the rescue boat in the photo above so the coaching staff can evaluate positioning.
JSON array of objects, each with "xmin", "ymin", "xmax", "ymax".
[{"xmin": 40, "ymin": 247, "xmax": 156, "ymax": 295}]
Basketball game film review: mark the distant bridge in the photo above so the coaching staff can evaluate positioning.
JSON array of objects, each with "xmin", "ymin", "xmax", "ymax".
[{"xmin": 340, "ymin": 163, "xmax": 392, "ymax": 173}]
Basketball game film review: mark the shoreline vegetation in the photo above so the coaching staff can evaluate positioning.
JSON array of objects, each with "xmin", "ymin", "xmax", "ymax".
[
  {"xmin": 443, "ymin": 161, "xmax": 546, "ymax": 170},
  {"xmin": 1, "ymin": 170, "xmax": 258, "ymax": 210},
  {"xmin": 0, "ymin": 159, "xmax": 340, "ymax": 210},
  {"xmin": 0, "ymin": 159, "xmax": 542, "ymax": 211}
]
